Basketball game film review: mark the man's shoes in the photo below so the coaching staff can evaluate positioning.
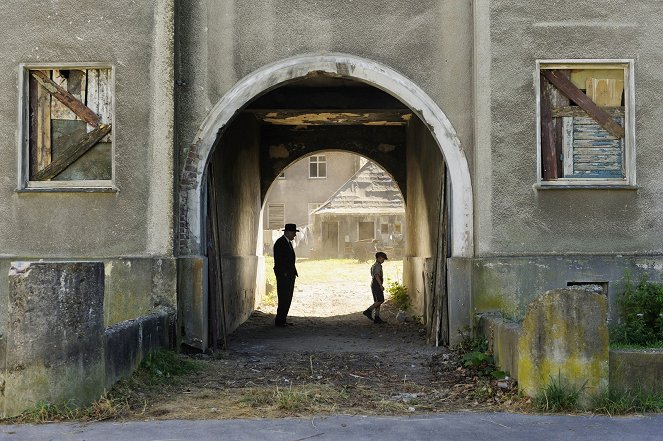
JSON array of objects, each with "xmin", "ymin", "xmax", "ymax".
[
  {"xmin": 362, "ymin": 310, "xmax": 373, "ymax": 321},
  {"xmin": 275, "ymin": 322, "xmax": 287, "ymax": 327},
  {"xmin": 373, "ymin": 316, "xmax": 386, "ymax": 324}
]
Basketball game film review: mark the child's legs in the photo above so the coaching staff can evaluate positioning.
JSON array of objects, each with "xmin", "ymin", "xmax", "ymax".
[{"xmin": 369, "ymin": 281, "xmax": 385, "ymax": 316}]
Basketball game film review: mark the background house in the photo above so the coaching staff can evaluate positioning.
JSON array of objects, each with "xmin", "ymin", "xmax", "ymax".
[
  {"xmin": 311, "ymin": 161, "xmax": 405, "ymax": 260},
  {"xmin": 262, "ymin": 152, "xmax": 362, "ymax": 256}
]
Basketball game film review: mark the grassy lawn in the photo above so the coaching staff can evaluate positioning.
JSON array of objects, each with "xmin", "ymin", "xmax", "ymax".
[
  {"xmin": 264, "ymin": 256, "xmax": 403, "ymax": 284},
  {"xmin": 263, "ymin": 256, "xmax": 403, "ymax": 306}
]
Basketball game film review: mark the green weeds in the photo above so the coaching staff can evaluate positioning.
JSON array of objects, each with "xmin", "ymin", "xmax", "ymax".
[
  {"xmin": 533, "ymin": 372, "xmax": 587, "ymax": 412},
  {"xmin": 610, "ymin": 273, "xmax": 663, "ymax": 347},
  {"xmin": 387, "ymin": 280, "xmax": 410, "ymax": 311}
]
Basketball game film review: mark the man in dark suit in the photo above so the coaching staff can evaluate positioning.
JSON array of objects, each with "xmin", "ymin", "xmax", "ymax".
[{"xmin": 273, "ymin": 223, "xmax": 299, "ymax": 327}]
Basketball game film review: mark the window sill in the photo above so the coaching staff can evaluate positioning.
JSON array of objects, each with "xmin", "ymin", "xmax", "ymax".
[
  {"xmin": 534, "ymin": 182, "xmax": 638, "ymax": 191},
  {"xmin": 17, "ymin": 182, "xmax": 118, "ymax": 193}
]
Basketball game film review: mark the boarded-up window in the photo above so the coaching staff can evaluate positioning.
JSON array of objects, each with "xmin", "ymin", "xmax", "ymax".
[
  {"xmin": 309, "ymin": 155, "xmax": 327, "ymax": 178},
  {"xmin": 268, "ymin": 203, "xmax": 285, "ymax": 229},
  {"xmin": 358, "ymin": 221, "xmax": 374, "ymax": 241},
  {"xmin": 538, "ymin": 61, "xmax": 633, "ymax": 186},
  {"xmin": 23, "ymin": 67, "xmax": 113, "ymax": 186}
]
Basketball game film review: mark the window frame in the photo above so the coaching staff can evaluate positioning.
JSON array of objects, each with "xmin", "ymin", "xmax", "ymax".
[
  {"xmin": 308, "ymin": 154, "xmax": 327, "ymax": 179},
  {"xmin": 17, "ymin": 62, "xmax": 116, "ymax": 192},
  {"xmin": 535, "ymin": 59, "xmax": 636, "ymax": 189}
]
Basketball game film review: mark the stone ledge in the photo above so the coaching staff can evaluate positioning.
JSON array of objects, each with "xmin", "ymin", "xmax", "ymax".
[
  {"xmin": 104, "ymin": 311, "xmax": 175, "ymax": 388},
  {"xmin": 609, "ymin": 349, "xmax": 663, "ymax": 394}
]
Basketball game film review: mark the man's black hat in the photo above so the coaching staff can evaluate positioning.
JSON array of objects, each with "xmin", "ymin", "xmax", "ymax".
[{"xmin": 283, "ymin": 223, "xmax": 300, "ymax": 232}]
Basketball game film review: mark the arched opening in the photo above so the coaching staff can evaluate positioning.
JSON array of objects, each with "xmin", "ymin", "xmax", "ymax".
[
  {"xmin": 258, "ymin": 152, "xmax": 406, "ymax": 324},
  {"xmin": 179, "ymin": 54, "xmax": 473, "ymax": 351}
]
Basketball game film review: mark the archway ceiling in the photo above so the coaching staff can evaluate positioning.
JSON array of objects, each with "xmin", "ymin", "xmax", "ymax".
[{"xmin": 244, "ymin": 85, "xmax": 412, "ymax": 126}]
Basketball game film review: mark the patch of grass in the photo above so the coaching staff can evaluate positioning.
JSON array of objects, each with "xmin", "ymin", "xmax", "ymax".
[
  {"xmin": 591, "ymin": 387, "xmax": 663, "ymax": 415},
  {"xmin": 534, "ymin": 373, "xmax": 587, "ymax": 412},
  {"xmin": 451, "ymin": 335, "xmax": 506, "ymax": 379},
  {"xmin": 140, "ymin": 349, "xmax": 203, "ymax": 385},
  {"xmin": 239, "ymin": 384, "xmax": 346, "ymax": 414},
  {"xmin": 3, "ymin": 394, "xmax": 129, "ymax": 424}
]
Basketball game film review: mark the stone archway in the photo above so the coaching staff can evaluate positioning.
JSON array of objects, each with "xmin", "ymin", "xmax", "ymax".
[{"xmin": 178, "ymin": 53, "xmax": 473, "ymax": 259}]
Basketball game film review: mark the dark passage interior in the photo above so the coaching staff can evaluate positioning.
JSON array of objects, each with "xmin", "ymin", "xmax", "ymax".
[{"xmin": 204, "ymin": 75, "xmax": 449, "ymax": 350}]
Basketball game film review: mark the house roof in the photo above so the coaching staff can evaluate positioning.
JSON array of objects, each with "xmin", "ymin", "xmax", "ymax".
[{"xmin": 312, "ymin": 161, "xmax": 405, "ymax": 215}]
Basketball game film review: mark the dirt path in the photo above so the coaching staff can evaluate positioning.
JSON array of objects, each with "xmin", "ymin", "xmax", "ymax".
[{"xmin": 118, "ymin": 261, "xmax": 522, "ymax": 420}]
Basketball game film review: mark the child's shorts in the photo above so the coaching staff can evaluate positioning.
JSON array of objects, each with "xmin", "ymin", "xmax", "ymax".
[{"xmin": 371, "ymin": 280, "xmax": 384, "ymax": 302}]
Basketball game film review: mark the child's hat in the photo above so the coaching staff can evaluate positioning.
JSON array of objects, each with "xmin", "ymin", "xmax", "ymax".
[{"xmin": 375, "ymin": 251, "xmax": 388, "ymax": 260}]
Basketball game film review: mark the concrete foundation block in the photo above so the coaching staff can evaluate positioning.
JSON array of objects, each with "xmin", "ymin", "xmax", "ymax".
[
  {"xmin": 3, "ymin": 261, "xmax": 105, "ymax": 417},
  {"xmin": 104, "ymin": 312, "xmax": 175, "ymax": 388},
  {"xmin": 479, "ymin": 314, "xmax": 520, "ymax": 379},
  {"xmin": 448, "ymin": 257, "xmax": 472, "ymax": 347},
  {"xmin": 609, "ymin": 349, "xmax": 663, "ymax": 394},
  {"xmin": 517, "ymin": 288, "xmax": 609, "ymax": 401}
]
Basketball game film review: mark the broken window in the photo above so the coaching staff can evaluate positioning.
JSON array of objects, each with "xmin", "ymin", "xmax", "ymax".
[
  {"xmin": 268, "ymin": 203, "xmax": 285, "ymax": 229},
  {"xmin": 309, "ymin": 155, "xmax": 327, "ymax": 179},
  {"xmin": 537, "ymin": 60, "xmax": 634, "ymax": 187},
  {"xmin": 20, "ymin": 66, "xmax": 113, "ymax": 189}
]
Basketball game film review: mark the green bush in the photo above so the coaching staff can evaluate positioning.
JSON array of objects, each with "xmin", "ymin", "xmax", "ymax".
[
  {"xmin": 610, "ymin": 273, "xmax": 663, "ymax": 347},
  {"xmin": 386, "ymin": 280, "xmax": 410, "ymax": 311}
]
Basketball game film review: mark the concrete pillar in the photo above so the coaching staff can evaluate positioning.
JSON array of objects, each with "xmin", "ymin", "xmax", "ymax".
[
  {"xmin": 177, "ymin": 256, "xmax": 208, "ymax": 351},
  {"xmin": 518, "ymin": 287, "xmax": 609, "ymax": 402},
  {"xmin": 2, "ymin": 261, "xmax": 105, "ymax": 417}
]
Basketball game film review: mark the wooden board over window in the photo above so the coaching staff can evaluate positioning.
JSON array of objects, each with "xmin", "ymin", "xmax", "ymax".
[
  {"xmin": 537, "ymin": 60, "xmax": 634, "ymax": 187},
  {"xmin": 24, "ymin": 66, "xmax": 113, "ymax": 186}
]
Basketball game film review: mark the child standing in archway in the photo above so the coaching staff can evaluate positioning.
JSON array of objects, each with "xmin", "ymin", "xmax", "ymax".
[{"xmin": 363, "ymin": 252, "xmax": 388, "ymax": 324}]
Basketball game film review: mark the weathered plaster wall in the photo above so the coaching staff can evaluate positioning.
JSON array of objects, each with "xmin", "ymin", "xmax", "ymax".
[
  {"xmin": 176, "ymin": 0, "xmax": 474, "ymax": 188},
  {"xmin": 404, "ymin": 118, "xmax": 445, "ymax": 319},
  {"xmin": 0, "ymin": 0, "xmax": 174, "ymax": 258},
  {"xmin": 474, "ymin": 0, "xmax": 663, "ymax": 255}
]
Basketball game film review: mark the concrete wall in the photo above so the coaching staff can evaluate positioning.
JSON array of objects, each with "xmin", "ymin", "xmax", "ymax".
[
  {"xmin": 474, "ymin": 0, "xmax": 663, "ymax": 256},
  {"xmin": 1, "ymin": 261, "xmax": 175, "ymax": 417},
  {"xmin": 472, "ymin": 255, "xmax": 663, "ymax": 323},
  {"xmin": 209, "ymin": 114, "xmax": 262, "ymax": 335},
  {"xmin": 0, "ymin": 1, "xmax": 177, "ymax": 361},
  {"xmin": 404, "ymin": 118, "xmax": 445, "ymax": 320}
]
